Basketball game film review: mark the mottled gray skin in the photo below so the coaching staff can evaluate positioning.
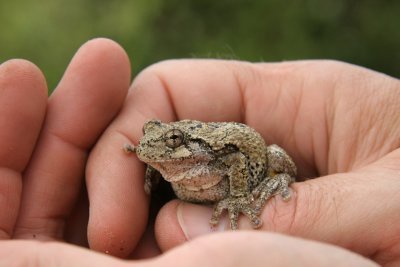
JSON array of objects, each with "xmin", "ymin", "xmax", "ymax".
[{"xmin": 124, "ymin": 119, "xmax": 296, "ymax": 230}]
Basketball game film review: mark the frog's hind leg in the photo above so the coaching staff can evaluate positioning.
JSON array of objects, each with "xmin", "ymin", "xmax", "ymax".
[
  {"xmin": 252, "ymin": 173, "xmax": 293, "ymax": 215},
  {"xmin": 209, "ymin": 152, "xmax": 266, "ymax": 230}
]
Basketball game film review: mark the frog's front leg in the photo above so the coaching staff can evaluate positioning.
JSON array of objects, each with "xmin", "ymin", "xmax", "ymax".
[
  {"xmin": 210, "ymin": 152, "xmax": 262, "ymax": 230},
  {"xmin": 253, "ymin": 144, "xmax": 296, "ymax": 214},
  {"xmin": 123, "ymin": 143, "xmax": 160, "ymax": 194},
  {"xmin": 144, "ymin": 165, "xmax": 161, "ymax": 195}
]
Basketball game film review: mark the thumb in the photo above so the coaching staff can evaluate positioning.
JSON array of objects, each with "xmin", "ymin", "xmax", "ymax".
[
  {"xmin": 152, "ymin": 232, "xmax": 378, "ymax": 267},
  {"xmin": 0, "ymin": 233, "xmax": 378, "ymax": 267},
  {"xmin": 155, "ymin": 149, "xmax": 400, "ymax": 261}
]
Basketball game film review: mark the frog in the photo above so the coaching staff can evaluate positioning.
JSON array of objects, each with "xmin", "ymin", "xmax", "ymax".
[{"xmin": 123, "ymin": 119, "xmax": 297, "ymax": 230}]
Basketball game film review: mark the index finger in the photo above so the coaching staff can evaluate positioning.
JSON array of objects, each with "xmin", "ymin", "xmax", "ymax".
[{"xmin": 0, "ymin": 60, "xmax": 47, "ymax": 239}]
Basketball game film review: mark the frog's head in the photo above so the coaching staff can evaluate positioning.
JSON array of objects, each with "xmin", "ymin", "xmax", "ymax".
[{"xmin": 135, "ymin": 119, "xmax": 213, "ymax": 165}]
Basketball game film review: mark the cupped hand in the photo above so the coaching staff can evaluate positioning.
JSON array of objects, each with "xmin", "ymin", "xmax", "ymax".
[
  {"xmin": 86, "ymin": 58, "xmax": 399, "ymax": 265},
  {"xmin": 2, "ymin": 38, "xmax": 399, "ymax": 266}
]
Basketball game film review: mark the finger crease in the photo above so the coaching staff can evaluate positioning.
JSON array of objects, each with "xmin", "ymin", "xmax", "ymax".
[
  {"xmin": 231, "ymin": 65, "xmax": 248, "ymax": 124},
  {"xmin": 114, "ymin": 128, "xmax": 137, "ymax": 146},
  {"xmin": 47, "ymin": 130, "xmax": 89, "ymax": 154},
  {"xmin": 153, "ymin": 72, "xmax": 178, "ymax": 121}
]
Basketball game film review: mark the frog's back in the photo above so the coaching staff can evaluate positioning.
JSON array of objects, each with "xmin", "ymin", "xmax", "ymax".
[{"xmin": 173, "ymin": 120, "xmax": 267, "ymax": 166}]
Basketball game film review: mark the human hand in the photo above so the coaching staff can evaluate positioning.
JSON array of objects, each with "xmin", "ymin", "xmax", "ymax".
[
  {"xmin": 2, "ymin": 39, "xmax": 131, "ymax": 248},
  {"xmin": 3, "ymin": 37, "xmax": 399, "ymax": 266},
  {"xmin": 0, "ymin": 232, "xmax": 378, "ymax": 266},
  {"xmin": 84, "ymin": 58, "xmax": 399, "ymax": 265}
]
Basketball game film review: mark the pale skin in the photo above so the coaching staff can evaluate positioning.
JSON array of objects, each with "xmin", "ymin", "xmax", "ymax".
[{"xmin": 0, "ymin": 38, "xmax": 399, "ymax": 266}]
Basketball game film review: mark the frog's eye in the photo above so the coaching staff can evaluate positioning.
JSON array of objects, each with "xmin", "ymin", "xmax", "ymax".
[{"xmin": 164, "ymin": 129, "xmax": 184, "ymax": 148}]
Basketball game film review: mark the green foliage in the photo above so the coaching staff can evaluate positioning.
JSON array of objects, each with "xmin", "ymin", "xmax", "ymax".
[{"xmin": 0, "ymin": 0, "xmax": 399, "ymax": 93}]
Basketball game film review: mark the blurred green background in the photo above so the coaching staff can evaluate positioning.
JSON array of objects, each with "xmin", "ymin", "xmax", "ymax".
[{"xmin": 1, "ymin": 0, "xmax": 399, "ymax": 93}]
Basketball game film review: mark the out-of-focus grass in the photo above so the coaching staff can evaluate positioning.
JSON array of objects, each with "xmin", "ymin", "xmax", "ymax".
[{"xmin": 0, "ymin": 0, "xmax": 399, "ymax": 93}]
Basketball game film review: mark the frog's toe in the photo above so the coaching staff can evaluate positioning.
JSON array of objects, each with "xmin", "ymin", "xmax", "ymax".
[
  {"xmin": 210, "ymin": 198, "xmax": 229, "ymax": 226},
  {"xmin": 210, "ymin": 196, "xmax": 260, "ymax": 230},
  {"xmin": 253, "ymin": 173, "xmax": 293, "ymax": 213},
  {"xmin": 227, "ymin": 201, "xmax": 261, "ymax": 229},
  {"xmin": 242, "ymin": 208, "xmax": 263, "ymax": 228},
  {"xmin": 254, "ymin": 201, "xmax": 263, "ymax": 215},
  {"xmin": 209, "ymin": 217, "xmax": 219, "ymax": 226},
  {"xmin": 123, "ymin": 143, "xmax": 136, "ymax": 153},
  {"xmin": 227, "ymin": 207, "xmax": 239, "ymax": 230},
  {"xmin": 280, "ymin": 187, "xmax": 292, "ymax": 201}
]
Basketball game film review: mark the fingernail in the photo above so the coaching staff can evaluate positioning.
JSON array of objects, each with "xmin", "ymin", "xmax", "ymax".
[{"xmin": 177, "ymin": 202, "xmax": 227, "ymax": 240}]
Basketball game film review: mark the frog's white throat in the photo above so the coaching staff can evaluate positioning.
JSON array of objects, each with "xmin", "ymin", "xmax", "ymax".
[{"xmin": 149, "ymin": 162, "xmax": 224, "ymax": 191}]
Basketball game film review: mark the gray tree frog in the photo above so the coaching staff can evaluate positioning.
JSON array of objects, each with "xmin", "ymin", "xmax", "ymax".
[{"xmin": 123, "ymin": 119, "xmax": 296, "ymax": 230}]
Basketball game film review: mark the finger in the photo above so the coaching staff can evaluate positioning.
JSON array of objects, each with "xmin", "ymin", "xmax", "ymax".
[
  {"xmin": 134, "ymin": 59, "xmax": 328, "ymax": 177},
  {"xmin": 0, "ymin": 240, "xmax": 127, "ymax": 267},
  {"xmin": 14, "ymin": 38, "xmax": 131, "ymax": 240},
  {"xmin": 152, "ymin": 232, "xmax": 378, "ymax": 267},
  {"xmin": 0, "ymin": 233, "xmax": 378, "ymax": 267},
  {"xmin": 129, "ymin": 224, "xmax": 161, "ymax": 259},
  {"xmin": 156, "ymin": 150, "xmax": 400, "ymax": 264},
  {"xmin": 0, "ymin": 60, "xmax": 47, "ymax": 239}
]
